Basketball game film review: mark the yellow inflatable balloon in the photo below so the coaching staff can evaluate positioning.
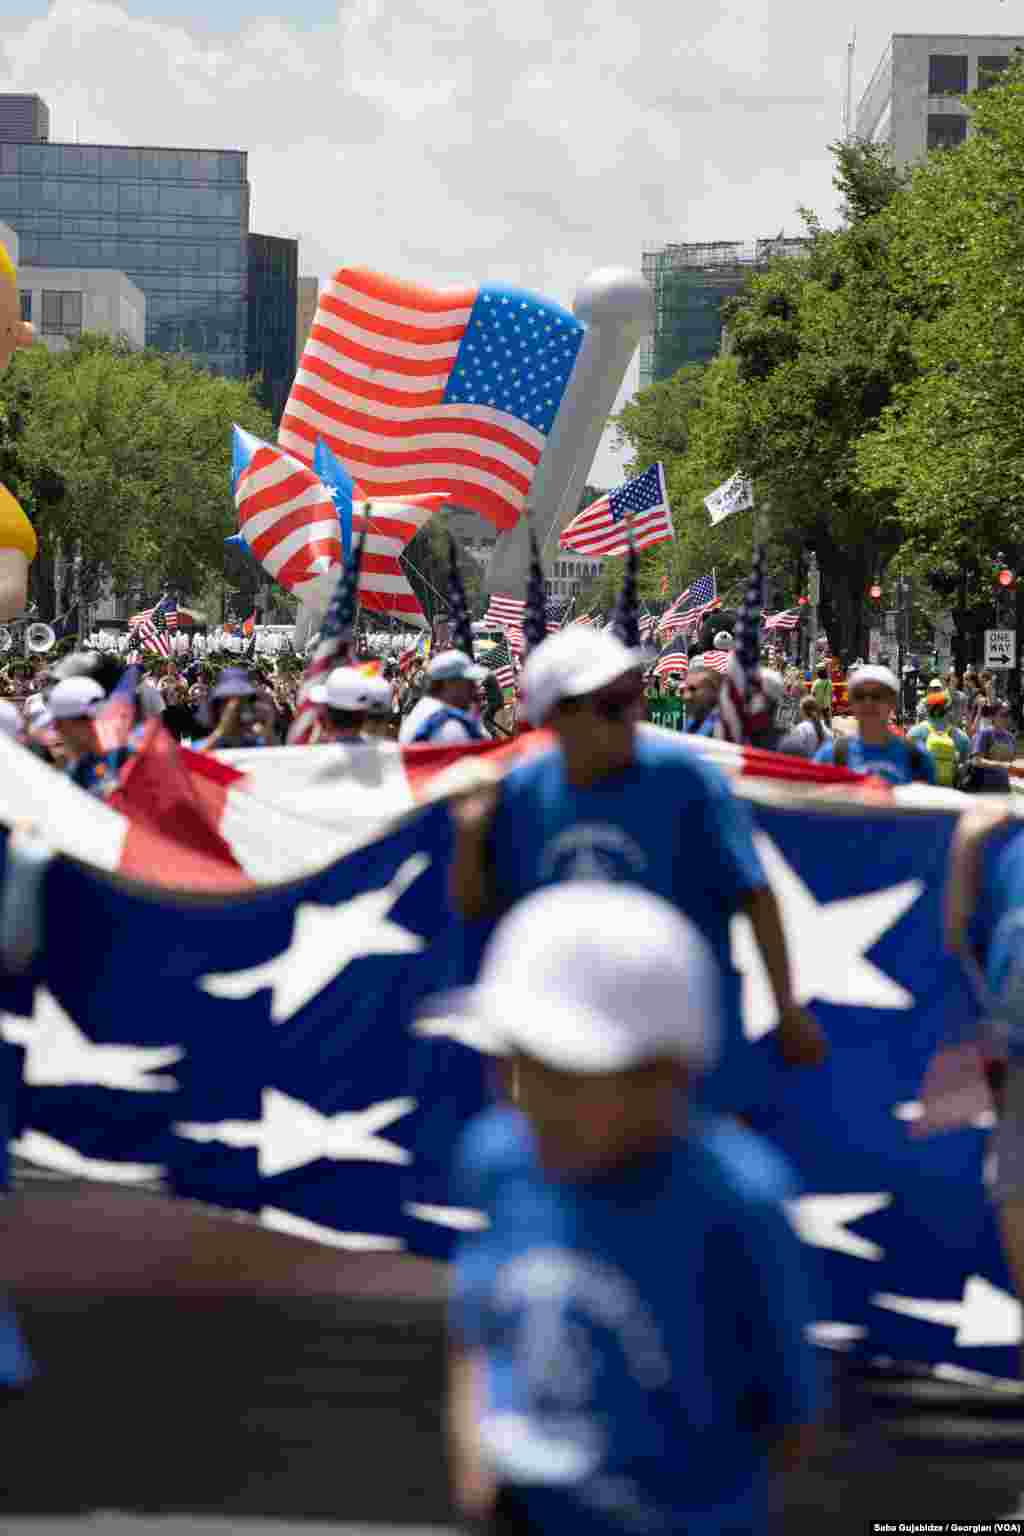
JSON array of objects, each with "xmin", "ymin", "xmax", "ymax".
[{"xmin": 0, "ymin": 241, "xmax": 36, "ymax": 619}]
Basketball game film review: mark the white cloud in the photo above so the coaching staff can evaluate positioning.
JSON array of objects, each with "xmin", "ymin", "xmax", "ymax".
[{"xmin": 1, "ymin": 0, "xmax": 1020, "ymax": 490}]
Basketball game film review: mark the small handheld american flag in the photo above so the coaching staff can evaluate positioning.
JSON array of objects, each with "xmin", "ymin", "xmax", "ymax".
[
  {"xmin": 716, "ymin": 546, "xmax": 770, "ymax": 744},
  {"xmin": 560, "ymin": 463, "xmax": 673, "ymax": 559},
  {"xmin": 522, "ymin": 530, "xmax": 548, "ymax": 657},
  {"xmin": 287, "ymin": 533, "xmax": 365, "ymax": 746}
]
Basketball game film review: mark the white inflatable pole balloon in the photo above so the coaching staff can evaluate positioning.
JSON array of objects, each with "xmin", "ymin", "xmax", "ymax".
[{"xmin": 486, "ymin": 267, "xmax": 653, "ymax": 597}]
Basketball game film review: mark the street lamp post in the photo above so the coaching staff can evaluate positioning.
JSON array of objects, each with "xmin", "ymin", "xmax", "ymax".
[{"xmin": 807, "ymin": 552, "xmax": 820, "ymax": 671}]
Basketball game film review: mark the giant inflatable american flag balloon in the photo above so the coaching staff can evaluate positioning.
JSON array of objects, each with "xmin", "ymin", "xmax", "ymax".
[
  {"xmin": 279, "ymin": 267, "xmax": 584, "ymax": 533},
  {"xmin": 231, "ymin": 427, "xmax": 448, "ymax": 624}
]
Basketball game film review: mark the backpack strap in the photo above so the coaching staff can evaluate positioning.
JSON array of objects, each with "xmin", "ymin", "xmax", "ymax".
[
  {"xmin": 891, "ymin": 732, "xmax": 930, "ymax": 782},
  {"xmin": 411, "ymin": 706, "xmax": 486, "ymax": 744}
]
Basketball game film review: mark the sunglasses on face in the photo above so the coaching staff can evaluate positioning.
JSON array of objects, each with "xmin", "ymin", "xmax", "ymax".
[{"xmin": 851, "ymin": 690, "xmax": 892, "ymax": 704}]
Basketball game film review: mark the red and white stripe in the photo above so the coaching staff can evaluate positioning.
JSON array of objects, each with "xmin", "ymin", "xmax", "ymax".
[
  {"xmin": 279, "ymin": 268, "xmax": 545, "ymax": 533},
  {"xmin": 560, "ymin": 493, "xmax": 673, "ymax": 559},
  {"xmin": 137, "ymin": 620, "xmax": 171, "ymax": 658},
  {"xmin": 658, "ymin": 597, "xmax": 722, "ymax": 637},
  {"xmin": 235, "ymin": 440, "xmax": 447, "ymax": 621},
  {"xmin": 483, "ymin": 594, "xmax": 525, "ymax": 627},
  {"xmin": 0, "ymin": 725, "xmax": 969, "ymax": 902},
  {"xmin": 700, "ymin": 650, "xmax": 731, "ymax": 674},
  {"xmin": 763, "ymin": 610, "xmax": 801, "ymax": 631},
  {"xmin": 653, "ymin": 652, "xmax": 689, "ymax": 680}
]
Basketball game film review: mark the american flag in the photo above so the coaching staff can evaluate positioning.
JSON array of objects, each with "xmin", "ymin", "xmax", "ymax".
[
  {"xmin": 447, "ymin": 537, "xmax": 476, "ymax": 659},
  {"xmin": 653, "ymin": 641, "xmax": 689, "ymax": 680},
  {"xmin": 483, "ymin": 594, "xmax": 525, "ymax": 628},
  {"xmin": 287, "ymin": 538, "xmax": 364, "ymax": 746},
  {"xmin": 559, "ymin": 463, "xmax": 674, "ymax": 559},
  {"xmin": 233, "ymin": 430, "xmax": 445, "ymax": 623},
  {"xmin": 658, "ymin": 572, "xmax": 721, "ymax": 636},
  {"xmin": 572, "ymin": 611, "xmax": 597, "ymax": 627},
  {"xmin": 716, "ymin": 547, "xmax": 769, "ymax": 743},
  {"xmin": 92, "ymin": 665, "xmax": 140, "ymax": 754},
  {"xmin": 545, "ymin": 595, "xmax": 570, "ymax": 631},
  {"xmin": 639, "ymin": 612, "xmax": 657, "ymax": 644},
  {"xmin": 279, "ymin": 267, "xmax": 584, "ymax": 534},
  {"xmin": 135, "ymin": 594, "xmax": 177, "ymax": 658},
  {"xmin": 763, "ymin": 609, "xmax": 801, "ymax": 631},
  {"xmin": 478, "ymin": 631, "xmax": 517, "ymax": 695}
]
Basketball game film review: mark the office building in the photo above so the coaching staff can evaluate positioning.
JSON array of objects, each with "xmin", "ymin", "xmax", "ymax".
[
  {"xmin": 0, "ymin": 132, "xmax": 250, "ymax": 380},
  {"xmin": 246, "ymin": 232, "xmax": 298, "ymax": 421},
  {"xmin": 856, "ymin": 35, "xmax": 1024, "ymax": 164},
  {"xmin": 19, "ymin": 267, "xmax": 145, "ymax": 352},
  {"xmin": 295, "ymin": 275, "xmax": 318, "ymax": 369},
  {"xmin": 639, "ymin": 237, "xmax": 806, "ymax": 390},
  {"xmin": 0, "ymin": 95, "xmax": 49, "ymax": 145}
]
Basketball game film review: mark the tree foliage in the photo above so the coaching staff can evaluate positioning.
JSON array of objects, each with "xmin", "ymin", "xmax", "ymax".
[
  {"xmin": 613, "ymin": 97, "xmax": 1024, "ymax": 661},
  {"xmin": 0, "ymin": 335, "xmax": 274, "ymax": 618}
]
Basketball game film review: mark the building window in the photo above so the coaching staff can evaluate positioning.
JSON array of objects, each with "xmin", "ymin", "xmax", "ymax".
[
  {"xmin": 927, "ymin": 114, "xmax": 967, "ymax": 151},
  {"xmin": 41, "ymin": 289, "xmax": 82, "ymax": 338},
  {"xmin": 18, "ymin": 291, "xmax": 31, "ymax": 324},
  {"xmin": 928, "ymin": 55, "xmax": 967, "ymax": 96},
  {"xmin": 978, "ymin": 57, "xmax": 1011, "ymax": 91}
]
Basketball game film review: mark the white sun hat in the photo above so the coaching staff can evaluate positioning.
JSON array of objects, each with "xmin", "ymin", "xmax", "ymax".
[
  {"xmin": 520, "ymin": 627, "xmax": 645, "ymax": 728},
  {"xmin": 427, "ymin": 882, "xmax": 720, "ymax": 1073}
]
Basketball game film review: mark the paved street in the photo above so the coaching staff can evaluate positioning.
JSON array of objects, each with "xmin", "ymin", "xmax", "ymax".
[{"xmin": 6, "ymin": 1523, "xmax": 454, "ymax": 1536}]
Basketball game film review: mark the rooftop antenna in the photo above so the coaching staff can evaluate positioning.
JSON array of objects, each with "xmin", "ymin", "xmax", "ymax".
[{"xmin": 843, "ymin": 26, "xmax": 857, "ymax": 142}]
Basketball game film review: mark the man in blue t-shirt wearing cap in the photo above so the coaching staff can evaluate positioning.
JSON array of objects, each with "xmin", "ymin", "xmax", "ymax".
[
  {"xmin": 450, "ymin": 626, "xmax": 827, "ymax": 1109},
  {"xmin": 445, "ymin": 882, "xmax": 821, "ymax": 1534}
]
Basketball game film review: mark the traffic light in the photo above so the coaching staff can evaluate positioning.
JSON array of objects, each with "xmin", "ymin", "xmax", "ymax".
[{"xmin": 997, "ymin": 566, "xmax": 1016, "ymax": 589}]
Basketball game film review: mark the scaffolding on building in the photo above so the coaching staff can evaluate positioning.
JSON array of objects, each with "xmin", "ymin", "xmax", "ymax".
[{"xmin": 638, "ymin": 237, "xmax": 808, "ymax": 390}]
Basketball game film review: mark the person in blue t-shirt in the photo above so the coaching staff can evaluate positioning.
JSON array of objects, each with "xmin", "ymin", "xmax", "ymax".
[
  {"xmin": 813, "ymin": 664, "xmax": 935, "ymax": 786},
  {"xmin": 946, "ymin": 803, "xmax": 1024, "ymax": 1360},
  {"xmin": 450, "ymin": 627, "xmax": 827, "ymax": 1110},
  {"xmin": 445, "ymin": 882, "xmax": 822, "ymax": 1535}
]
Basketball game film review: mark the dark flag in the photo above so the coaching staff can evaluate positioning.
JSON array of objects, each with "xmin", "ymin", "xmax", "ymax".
[
  {"xmin": 447, "ymin": 536, "xmax": 475, "ymax": 660},
  {"xmin": 609, "ymin": 520, "xmax": 641, "ymax": 650},
  {"xmin": 287, "ymin": 533, "xmax": 365, "ymax": 745},
  {"xmin": 522, "ymin": 529, "xmax": 548, "ymax": 656}
]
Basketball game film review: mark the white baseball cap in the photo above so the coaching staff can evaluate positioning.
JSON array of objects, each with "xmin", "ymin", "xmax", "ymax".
[
  {"xmin": 848, "ymin": 663, "xmax": 899, "ymax": 695},
  {"xmin": 39, "ymin": 676, "xmax": 105, "ymax": 725},
  {"xmin": 429, "ymin": 883, "xmax": 719, "ymax": 1073},
  {"xmin": 759, "ymin": 669, "xmax": 785, "ymax": 703},
  {"xmin": 0, "ymin": 700, "xmax": 20, "ymax": 738},
  {"xmin": 308, "ymin": 666, "xmax": 378, "ymax": 712},
  {"xmin": 426, "ymin": 649, "xmax": 487, "ymax": 685},
  {"xmin": 521, "ymin": 627, "xmax": 645, "ymax": 727},
  {"xmin": 362, "ymin": 674, "xmax": 394, "ymax": 716}
]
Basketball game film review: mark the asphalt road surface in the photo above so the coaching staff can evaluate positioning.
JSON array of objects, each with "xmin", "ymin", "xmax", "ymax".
[{"xmin": 3, "ymin": 1181, "xmax": 1024, "ymax": 1532}]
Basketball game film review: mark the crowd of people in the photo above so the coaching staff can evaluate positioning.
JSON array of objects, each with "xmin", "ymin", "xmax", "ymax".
[{"xmin": 4, "ymin": 614, "xmax": 1024, "ymax": 1534}]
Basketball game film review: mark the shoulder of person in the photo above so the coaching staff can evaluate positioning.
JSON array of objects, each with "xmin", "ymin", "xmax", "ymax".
[
  {"xmin": 812, "ymin": 740, "xmax": 835, "ymax": 763},
  {"xmin": 691, "ymin": 1114, "xmax": 802, "ymax": 1208}
]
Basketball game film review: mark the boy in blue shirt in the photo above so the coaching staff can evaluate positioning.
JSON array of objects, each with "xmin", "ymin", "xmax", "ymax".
[
  {"xmin": 450, "ymin": 626, "xmax": 826, "ymax": 1112},
  {"xmin": 445, "ymin": 882, "xmax": 822, "ymax": 1534},
  {"xmin": 813, "ymin": 664, "xmax": 935, "ymax": 786}
]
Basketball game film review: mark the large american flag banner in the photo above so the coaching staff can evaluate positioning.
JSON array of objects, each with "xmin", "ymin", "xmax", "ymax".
[
  {"xmin": 559, "ymin": 463, "xmax": 673, "ymax": 558},
  {"xmin": 233, "ymin": 430, "xmax": 446, "ymax": 623},
  {"xmin": 279, "ymin": 268, "xmax": 584, "ymax": 533}
]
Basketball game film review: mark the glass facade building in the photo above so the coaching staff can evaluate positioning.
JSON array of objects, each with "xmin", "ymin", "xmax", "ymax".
[
  {"xmin": 0, "ymin": 141, "xmax": 250, "ymax": 378},
  {"xmin": 246, "ymin": 233, "xmax": 298, "ymax": 422}
]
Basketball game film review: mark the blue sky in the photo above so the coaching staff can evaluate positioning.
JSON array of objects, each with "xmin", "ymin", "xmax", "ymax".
[{"xmin": 3, "ymin": 0, "xmax": 1023, "ymax": 485}]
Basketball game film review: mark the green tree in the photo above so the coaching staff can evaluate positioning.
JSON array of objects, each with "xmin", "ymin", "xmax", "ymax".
[
  {"xmin": 0, "ymin": 335, "xmax": 274, "ymax": 619},
  {"xmin": 855, "ymin": 56, "xmax": 1024, "ymax": 633}
]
